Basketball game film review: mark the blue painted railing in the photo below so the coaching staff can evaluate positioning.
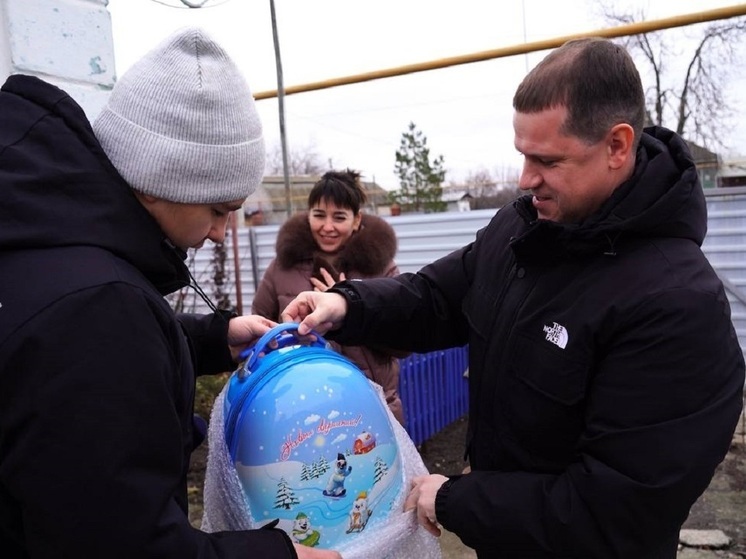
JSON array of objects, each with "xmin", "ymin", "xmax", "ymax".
[{"xmin": 398, "ymin": 346, "xmax": 469, "ymax": 446}]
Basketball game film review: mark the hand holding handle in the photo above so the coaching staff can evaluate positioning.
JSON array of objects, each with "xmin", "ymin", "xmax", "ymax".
[{"xmin": 238, "ymin": 322, "xmax": 327, "ymax": 377}]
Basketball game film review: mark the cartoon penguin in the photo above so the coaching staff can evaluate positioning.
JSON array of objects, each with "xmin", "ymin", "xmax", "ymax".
[
  {"xmin": 323, "ymin": 453, "xmax": 352, "ymax": 497},
  {"xmin": 346, "ymin": 490, "xmax": 373, "ymax": 533},
  {"xmin": 291, "ymin": 512, "xmax": 321, "ymax": 547}
]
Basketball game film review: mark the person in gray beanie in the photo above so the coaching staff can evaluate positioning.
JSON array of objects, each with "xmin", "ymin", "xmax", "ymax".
[
  {"xmin": 93, "ymin": 26, "xmax": 266, "ymax": 206},
  {"xmin": 0, "ymin": 26, "xmax": 340, "ymax": 559}
]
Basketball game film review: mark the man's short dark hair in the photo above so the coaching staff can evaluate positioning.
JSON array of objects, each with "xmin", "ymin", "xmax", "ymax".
[{"xmin": 513, "ymin": 37, "xmax": 646, "ymax": 147}]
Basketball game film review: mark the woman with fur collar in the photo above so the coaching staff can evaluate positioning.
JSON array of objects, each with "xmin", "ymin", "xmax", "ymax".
[{"xmin": 252, "ymin": 170, "xmax": 405, "ymax": 424}]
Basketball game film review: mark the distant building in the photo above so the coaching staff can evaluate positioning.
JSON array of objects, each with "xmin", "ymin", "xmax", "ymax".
[
  {"xmin": 441, "ymin": 183, "xmax": 521, "ymax": 212},
  {"xmin": 441, "ymin": 187, "xmax": 473, "ymax": 212},
  {"xmin": 683, "ymin": 140, "xmax": 746, "ymax": 188},
  {"xmin": 457, "ymin": 193, "xmax": 474, "ymax": 212},
  {"xmin": 718, "ymin": 158, "xmax": 746, "ymax": 188},
  {"xmin": 241, "ymin": 175, "xmax": 392, "ymax": 226},
  {"xmin": 685, "ymin": 141, "xmax": 720, "ymax": 189}
]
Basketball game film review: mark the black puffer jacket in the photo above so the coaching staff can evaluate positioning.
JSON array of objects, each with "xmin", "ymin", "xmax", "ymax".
[
  {"xmin": 0, "ymin": 75, "xmax": 296, "ymax": 558},
  {"xmin": 329, "ymin": 127, "xmax": 745, "ymax": 558}
]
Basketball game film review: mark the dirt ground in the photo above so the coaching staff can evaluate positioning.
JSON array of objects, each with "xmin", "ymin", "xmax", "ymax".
[{"xmin": 188, "ymin": 413, "xmax": 746, "ymax": 556}]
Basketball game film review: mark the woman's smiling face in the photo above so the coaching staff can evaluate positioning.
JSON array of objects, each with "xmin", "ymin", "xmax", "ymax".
[{"xmin": 308, "ymin": 198, "xmax": 361, "ymax": 253}]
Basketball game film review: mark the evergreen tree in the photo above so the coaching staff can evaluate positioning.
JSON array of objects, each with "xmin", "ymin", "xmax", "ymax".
[
  {"xmin": 310, "ymin": 459, "xmax": 322, "ymax": 479},
  {"xmin": 373, "ymin": 456, "xmax": 389, "ymax": 485},
  {"xmin": 391, "ymin": 122, "xmax": 447, "ymax": 213},
  {"xmin": 300, "ymin": 463, "xmax": 311, "ymax": 482},
  {"xmin": 273, "ymin": 477, "xmax": 300, "ymax": 510}
]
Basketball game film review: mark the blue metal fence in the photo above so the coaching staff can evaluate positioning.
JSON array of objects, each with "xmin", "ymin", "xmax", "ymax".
[{"xmin": 399, "ymin": 346, "xmax": 469, "ymax": 446}]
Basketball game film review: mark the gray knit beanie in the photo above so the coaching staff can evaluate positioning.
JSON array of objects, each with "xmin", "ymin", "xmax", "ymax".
[{"xmin": 93, "ymin": 27, "xmax": 265, "ymax": 204}]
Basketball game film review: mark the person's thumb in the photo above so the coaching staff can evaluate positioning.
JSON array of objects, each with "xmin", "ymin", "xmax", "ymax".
[
  {"xmin": 299, "ymin": 316, "xmax": 338, "ymax": 336},
  {"xmin": 297, "ymin": 319, "xmax": 314, "ymax": 336}
]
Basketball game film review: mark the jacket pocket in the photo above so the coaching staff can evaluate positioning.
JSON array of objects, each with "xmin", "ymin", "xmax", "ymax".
[
  {"xmin": 500, "ymin": 330, "xmax": 591, "ymax": 468},
  {"xmin": 509, "ymin": 330, "xmax": 589, "ymax": 406}
]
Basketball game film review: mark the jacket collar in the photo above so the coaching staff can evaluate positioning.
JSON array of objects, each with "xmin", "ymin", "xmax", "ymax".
[{"xmin": 275, "ymin": 212, "xmax": 397, "ymax": 277}]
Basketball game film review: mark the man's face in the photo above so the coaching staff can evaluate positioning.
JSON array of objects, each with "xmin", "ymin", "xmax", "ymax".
[
  {"xmin": 147, "ymin": 198, "xmax": 245, "ymax": 251},
  {"xmin": 513, "ymin": 105, "xmax": 619, "ymax": 224}
]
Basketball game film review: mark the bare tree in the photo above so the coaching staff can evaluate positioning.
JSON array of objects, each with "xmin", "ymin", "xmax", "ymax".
[
  {"xmin": 209, "ymin": 242, "xmax": 233, "ymax": 312},
  {"xmin": 462, "ymin": 166, "xmax": 521, "ymax": 210},
  {"xmin": 164, "ymin": 244, "xmax": 234, "ymax": 313},
  {"xmin": 265, "ymin": 142, "xmax": 328, "ymax": 176},
  {"xmin": 599, "ymin": 5, "xmax": 746, "ymax": 150},
  {"xmin": 463, "ymin": 169, "xmax": 498, "ymax": 199}
]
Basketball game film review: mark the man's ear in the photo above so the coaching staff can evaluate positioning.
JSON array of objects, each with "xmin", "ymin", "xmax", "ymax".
[
  {"xmin": 132, "ymin": 190, "xmax": 159, "ymax": 207},
  {"xmin": 607, "ymin": 123, "xmax": 635, "ymax": 170}
]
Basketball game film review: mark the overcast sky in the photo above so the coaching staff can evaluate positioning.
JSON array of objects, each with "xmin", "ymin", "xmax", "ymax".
[{"xmin": 107, "ymin": 0, "xmax": 746, "ymax": 190}]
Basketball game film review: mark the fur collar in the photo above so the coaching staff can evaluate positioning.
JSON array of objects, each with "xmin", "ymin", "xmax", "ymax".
[{"xmin": 275, "ymin": 212, "xmax": 397, "ymax": 278}]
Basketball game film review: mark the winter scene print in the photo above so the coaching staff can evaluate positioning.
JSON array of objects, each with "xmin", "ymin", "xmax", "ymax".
[{"xmin": 229, "ymin": 355, "xmax": 403, "ymax": 549}]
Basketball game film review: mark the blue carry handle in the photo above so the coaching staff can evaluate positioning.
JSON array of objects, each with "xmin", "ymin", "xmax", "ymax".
[{"xmin": 237, "ymin": 322, "xmax": 328, "ymax": 378}]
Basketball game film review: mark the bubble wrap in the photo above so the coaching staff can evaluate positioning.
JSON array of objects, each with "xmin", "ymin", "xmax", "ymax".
[{"xmin": 202, "ymin": 380, "xmax": 442, "ymax": 559}]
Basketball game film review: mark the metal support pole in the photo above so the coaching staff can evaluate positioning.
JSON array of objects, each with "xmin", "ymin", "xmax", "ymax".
[
  {"xmin": 269, "ymin": 0, "xmax": 292, "ymax": 218},
  {"xmin": 229, "ymin": 212, "xmax": 243, "ymax": 315}
]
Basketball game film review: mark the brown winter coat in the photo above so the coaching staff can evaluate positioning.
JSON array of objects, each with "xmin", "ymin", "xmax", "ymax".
[{"xmin": 252, "ymin": 212, "xmax": 406, "ymax": 425}]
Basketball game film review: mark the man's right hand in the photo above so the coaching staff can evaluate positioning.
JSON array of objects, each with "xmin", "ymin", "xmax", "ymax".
[
  {"xmin": 281, "ymin": 291, "xmax": 348, "ymax": 336},
  {"xmin": 293, "ymin": 543, "xmax": 342, "ymax": 559}
]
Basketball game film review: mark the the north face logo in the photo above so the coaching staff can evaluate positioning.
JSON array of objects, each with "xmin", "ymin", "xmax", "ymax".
[{"xmin": 543, "ymin": 322, "xmax": 568, "ymax": 349}]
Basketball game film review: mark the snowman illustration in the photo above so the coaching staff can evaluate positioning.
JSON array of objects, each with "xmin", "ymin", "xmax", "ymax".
[
  {"xmin": 323, "ymin": 453, "xmax": 352, "ymax": 497},
  {"xmin": 346, "ymin": 490, "xmax": 373, "ymax": 533},
  {"xmin": 291, "ymin": 512, "xmax": 321, "ymax": 547}
]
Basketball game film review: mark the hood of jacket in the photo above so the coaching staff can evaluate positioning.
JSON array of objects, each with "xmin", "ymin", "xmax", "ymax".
[
  {"xmin": 512, "ymin": 126, "xmax": 706, "ymax": 261},
  {"xmin": 275, "ymin": 211, "xmax": 397, "ymax": 278},
  {"xmin": 0, "ymin": 75, "xmax": 189, "ymax": 295}
]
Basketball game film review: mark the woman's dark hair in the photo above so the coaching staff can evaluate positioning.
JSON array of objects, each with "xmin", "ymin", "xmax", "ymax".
[{"xmin": 308, "ymin": 169, "xmax": 367, "ymax": 214}]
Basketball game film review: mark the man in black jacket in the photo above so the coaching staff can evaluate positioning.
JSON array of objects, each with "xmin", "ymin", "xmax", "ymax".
[
  {"xmin": 0, "ymin": 27, "xmax": 339, "ymax": 559},
  {"xmin": 281, "ymin": 38, "xmax": 745, "ymax": 558}
]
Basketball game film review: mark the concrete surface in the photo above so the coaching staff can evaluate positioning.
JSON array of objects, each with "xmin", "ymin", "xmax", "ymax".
[
  {"xmin": 437, "ymin": 528, "xmax": 742, "ymax": 558},
  {"xmin": 439, "ymin": 529, "xmax": 477, "ymax": 559}
]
